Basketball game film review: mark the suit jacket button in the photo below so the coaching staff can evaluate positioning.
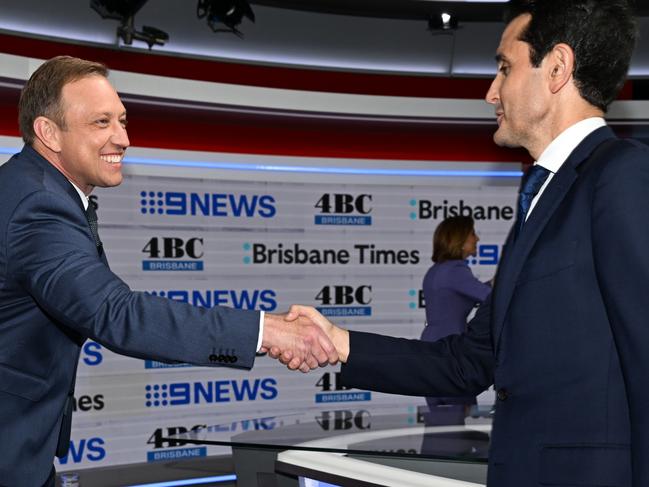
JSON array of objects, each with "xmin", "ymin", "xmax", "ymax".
[{"xmin": 497, "ymin": 388, "xmax": 509, "ymax": 401}]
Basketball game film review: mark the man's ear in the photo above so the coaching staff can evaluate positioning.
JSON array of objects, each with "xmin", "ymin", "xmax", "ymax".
[
  {"xmin": 547, "ymin": 43, "xmax": 575, "ymax": 94},
  {"xmin": 32, "ymin": 116, "xmax": 62, "ymax": 152}
]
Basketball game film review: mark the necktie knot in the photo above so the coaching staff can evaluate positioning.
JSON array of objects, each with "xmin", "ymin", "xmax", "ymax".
[
  {"xmin": 516, "ymin": 165, "xmax": 551, "ymax": 237},
  {"xmin": 85, "ymin": 204, "xmax": 103, "ymax": 254},
  {"xmin": 521, "ymin": 164, "xmax": 551, "ymax": 198}
]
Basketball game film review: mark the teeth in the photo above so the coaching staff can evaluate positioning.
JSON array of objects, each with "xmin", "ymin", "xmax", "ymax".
[{"xmin": 100, "ymin": 154, "xmax": 122, "ymax": 164}]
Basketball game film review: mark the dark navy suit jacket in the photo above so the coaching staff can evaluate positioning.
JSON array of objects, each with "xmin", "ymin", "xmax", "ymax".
[
  {"xmin": 0, "ymin": 146, "xmax": 261, "ymax": 486},
  {"xmin": 341, "ymin": 127, "xmax": 649, "ymax": 486}
]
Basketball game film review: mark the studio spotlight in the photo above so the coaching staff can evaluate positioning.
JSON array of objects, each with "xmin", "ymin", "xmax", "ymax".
[
  {"xmin": 428, "ymin": 12, "xmax": 459, "ymax": 31},
  {"xmin": 91, "ymin": 0, "xmax": 169, "ymax": 49},
  {"xmin": 197, "ymin": 0, "xmax": 255, "ymax": 37}
]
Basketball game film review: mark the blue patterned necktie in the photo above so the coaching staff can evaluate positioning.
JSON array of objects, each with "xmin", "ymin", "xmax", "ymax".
[
  {"xmin": 85, "ymin": 203, "xmax": 103, "ymax": 255},
  {"xmin": 515, "ymin": 164, "xmax": 551, "ymax": 237}
]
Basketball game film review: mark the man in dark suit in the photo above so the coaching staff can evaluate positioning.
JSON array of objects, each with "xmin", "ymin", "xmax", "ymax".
[
  {"xmin": 0, "ymin": 56, "xmax": 337, "ymax": 487},
  {"xmin": 286, "ymin": 1, "xmax": 649, "ymax": 485}
]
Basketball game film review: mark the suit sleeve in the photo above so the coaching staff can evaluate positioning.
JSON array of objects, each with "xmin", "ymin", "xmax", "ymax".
[
  {"xmin": 340, "ymin": 296, "xmax": 495, "ymax": 396},
  {"xmin": 449, "ymin": 264, "xmax": 491, "ymax": 302},
  {"xmin": 591, "ymin": 141, "xmax": 649, "ymax": 486},
  {"xmin": 7, "ymin": 190, "xmax": 260, "ymax": 368}
]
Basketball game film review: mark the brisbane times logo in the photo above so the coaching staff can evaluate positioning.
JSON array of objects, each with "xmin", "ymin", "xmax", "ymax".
[
  {"xmin": 139, "ymin": 190, "xmax": 276, "ymax": 218},
  {"xmin": 314, "ymin": 193, "xmax": 372, "ymax": 226}
]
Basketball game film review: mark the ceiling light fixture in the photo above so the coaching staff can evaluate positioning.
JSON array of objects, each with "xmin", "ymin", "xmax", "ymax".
[
  {"xmin": 428, "ymin": 11, "xmax": 459, "ymax": 31},
  {"xmin": 196, "ymin": 0, "xmax": 255, "ymax": 37},
  {"xmin": 90, "ymin": 0, "xmax": 169, "ymax": 49}
]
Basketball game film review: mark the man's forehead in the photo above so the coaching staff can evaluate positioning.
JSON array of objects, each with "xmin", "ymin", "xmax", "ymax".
[
  {"xmin": 502, "ymin": 13, "xmax": 531, "ymax": 44},
  {"xmin": 60, "ymin": 76, "xmax": 125, "ymax": 110},
  {"xmin": 496, "ymin": 14, "xmax": 531, "ymax": 58}
]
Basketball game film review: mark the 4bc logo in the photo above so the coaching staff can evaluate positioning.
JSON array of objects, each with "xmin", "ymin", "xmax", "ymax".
[
  {"xmin": 315, "ymin": 286, "xmax": 373, "ymax": 317},
  {"xmin": 314, "ymin": 194, "xmax": 372, "ymax": 226},
  {"xmin": 315, "ymin": 410, "xmax": 371, "ymax": 431},
  {"xmin": 142, "ymin": 237, "xmax": 204, "ymax": 259},
  {"xmin": 316, "ymin": 372, "xmax": 351, "ymax": 392},
  {"xmin": 148, "ymin": 425, "xmax": 205, "ymax": 449},
  {"xmin": 315, "ymin": 286, "xmax": 372, "ymax": 306},
  {"xmin": 315, "ymin": 194, "xmax": 372, "ymax": 214}
]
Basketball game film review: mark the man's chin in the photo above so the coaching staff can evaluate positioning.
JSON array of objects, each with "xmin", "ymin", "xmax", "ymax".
[
  {"xmin": 493, "ymin": 131, "xmax": 521, "ymax": 149},
  {"xmin": 97, "ymin": 175, "xmax": 124, "ymax": 189}
]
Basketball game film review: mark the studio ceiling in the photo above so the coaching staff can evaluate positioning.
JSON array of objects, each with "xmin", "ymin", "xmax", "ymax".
[{"xmin": 1, "ymin": 0, "xmax": 648, "ymax": 77}]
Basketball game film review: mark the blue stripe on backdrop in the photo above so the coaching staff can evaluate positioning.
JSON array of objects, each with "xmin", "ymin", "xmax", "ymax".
[
  {"xmin": 0, "ymin": 147, "xmax": 523, "ymax": 178},
  {"xmin": 125, "ymin": 474, "xmax": 237, "ymax": 487}
]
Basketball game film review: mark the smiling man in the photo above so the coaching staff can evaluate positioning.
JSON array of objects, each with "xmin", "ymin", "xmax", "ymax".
[
  {"xmin": 0, "ymin": 56, "xmax": 337, "ymax": 487},
  {"xmin": 286, "ymin": 0, "xmax": 649, "ymax": 485},
  {"xmin": 34, "ymin": 74, "xmax": 130, "ymax": 193}
]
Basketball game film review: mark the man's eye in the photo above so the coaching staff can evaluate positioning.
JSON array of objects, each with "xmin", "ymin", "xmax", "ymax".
[{"xmin": 499, "ymin": 65, "xmax": 510, "ymax": 75}]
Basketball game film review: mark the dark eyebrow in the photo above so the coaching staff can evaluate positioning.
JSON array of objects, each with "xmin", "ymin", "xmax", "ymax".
[
  {"xmin": 495, "ymin": 53, "xmax": 507, "ymax": 64},
  {"xmin": 90, "ymin": 111, "xmax": 127, "ymax": 118}
]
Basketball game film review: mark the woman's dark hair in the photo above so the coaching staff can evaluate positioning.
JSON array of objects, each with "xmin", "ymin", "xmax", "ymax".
[
  {"xmin": 432, "ymin": 216, "xmax": 475, "ymax": 263},
  {"xmin": 505, "ymin": 0, "xmax": 637, "ymax": 112}
]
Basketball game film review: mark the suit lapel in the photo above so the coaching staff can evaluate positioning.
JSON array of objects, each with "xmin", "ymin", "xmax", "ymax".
[
  {"xmin": 23, "ymin": 145, "xmax": 86, "ymax": 212},
  {"xmin": 491, "ymin": 127, "xmax": 616, "ymax": 352},
  {"xmin": 23, "ymin": 145, "xmax": 110, "ymax": 266}
]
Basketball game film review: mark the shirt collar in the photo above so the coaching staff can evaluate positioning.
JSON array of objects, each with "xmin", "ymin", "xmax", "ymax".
[
  {"xmin": 535, "ymin": 117, "xmax": 607, "ymax": 173},
  {"xmin": 69, "ymin": 181, "xmax": 89, "ymax": 210}
]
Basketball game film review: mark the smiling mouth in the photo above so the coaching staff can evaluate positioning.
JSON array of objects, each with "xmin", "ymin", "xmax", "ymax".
[{"xmin": 100, "ymin": 154, "xmax": 123, "ymax": 164}]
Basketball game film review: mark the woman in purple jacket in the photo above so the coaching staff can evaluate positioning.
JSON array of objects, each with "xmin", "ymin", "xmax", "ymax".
[{"xmin": 421, "ymin": 215, "xmax": 491, "ymax": 422}]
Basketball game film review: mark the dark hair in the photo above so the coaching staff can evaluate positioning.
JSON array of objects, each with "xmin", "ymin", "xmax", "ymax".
[
  {"xmin": 432, "ymin": 216, "xmax": 475, "ymax": 263},
  {"xmin": 504, "ymin": 0, "xmax": 637, "ymax": 112},
  {"xmin": 19, "ymin": 56, "xmax": 108, "ymax": 145}
]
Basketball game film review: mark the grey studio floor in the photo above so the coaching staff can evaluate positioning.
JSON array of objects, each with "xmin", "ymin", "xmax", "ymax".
[{"xmin": 56, "ymin": 456, "xmax": 237, "ymax": 487}]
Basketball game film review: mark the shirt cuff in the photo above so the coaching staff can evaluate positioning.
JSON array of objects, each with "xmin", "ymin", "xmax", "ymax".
[{"xmin": 256, "ymin": 311, "xmax": 265, "ymax": 352}]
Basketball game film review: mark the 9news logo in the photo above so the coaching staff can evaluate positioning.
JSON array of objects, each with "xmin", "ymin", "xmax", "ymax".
[
  {"xmin": 145, "ymin": 378, "xmax": 278, "ymax": 408},
  {"xmin": 139, "ymin": 190, "xmax": 276, "ymax": 218},
  {"xmin": 146, "ymin": 288, "xmax": 277, "ymax": 311}
]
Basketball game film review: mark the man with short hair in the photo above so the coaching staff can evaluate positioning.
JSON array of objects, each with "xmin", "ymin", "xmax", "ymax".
[
  {"xmin": 289, "ymin": 0, "xmax": 649, "ymax": 485},
  {"xmin": 0, "ymin": 56, "xmax": 337, "ymax": 487}
]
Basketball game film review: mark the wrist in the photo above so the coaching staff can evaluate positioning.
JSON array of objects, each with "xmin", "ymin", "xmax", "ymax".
[
  {"xmin": 331, "ymin": 326, "xmax": 350, "ymax": 363},
  {"xmin": 261, "ymin": 313, "xmax": 282, "ymax": 350}
]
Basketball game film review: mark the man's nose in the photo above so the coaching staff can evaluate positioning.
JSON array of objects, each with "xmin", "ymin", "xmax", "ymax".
[
  {"xmin": 485, "ymin": 76, "xmax": 499, "ymax": 105},
  {"xmin": 112, "ymin": 122, "xmax": 130, "ymax": 149}
]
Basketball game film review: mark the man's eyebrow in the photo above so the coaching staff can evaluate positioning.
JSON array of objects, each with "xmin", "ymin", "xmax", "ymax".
[
  {"xmin": 89, "ymin": 111, "xmax": 127, "ymax": 118},
  {"xmin": 495, "ymin": 53, "xmax": 507, "ymax": 63}
]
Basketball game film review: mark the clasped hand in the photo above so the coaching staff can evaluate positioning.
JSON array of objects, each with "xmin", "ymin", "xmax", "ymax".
[{"xmin": 260, "ymin": 305, "xmax": 348, "ymax": 372}]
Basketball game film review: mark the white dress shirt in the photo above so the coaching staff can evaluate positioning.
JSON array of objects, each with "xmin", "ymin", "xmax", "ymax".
[
  {"xmin": 69, "ymin": 181, "xmax": 265, "ymax": 351},
  {"xmin": 526, "ymin": 117, "xmax": 607, "ymax": 220}
]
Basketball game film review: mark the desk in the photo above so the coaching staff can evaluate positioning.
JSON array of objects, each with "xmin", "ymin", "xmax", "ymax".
[{"xmin": 166, "ymin": 403, "xmax": 491, "ymax": 486}]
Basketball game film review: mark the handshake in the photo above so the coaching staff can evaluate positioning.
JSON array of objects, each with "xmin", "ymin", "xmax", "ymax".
[{"xmin": 261, "ymin": 305, "xmax": 349, "ymax": 372}]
